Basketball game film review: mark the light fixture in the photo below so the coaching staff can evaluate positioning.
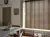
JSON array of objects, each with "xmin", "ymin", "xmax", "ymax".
[{"xmin": 4, "ymin": 0, "xmax": 8, "ymax": 4}]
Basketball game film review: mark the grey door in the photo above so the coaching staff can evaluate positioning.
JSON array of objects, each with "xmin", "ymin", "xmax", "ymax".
[{"xmin": 2, "ymin": 7, "xmax": 11, "ymax": 26}]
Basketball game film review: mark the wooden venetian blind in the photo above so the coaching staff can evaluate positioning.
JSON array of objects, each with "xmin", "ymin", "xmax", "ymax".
[{"xmin": 25, "ymin": 0, "xmax": 49, "ymax": 29}]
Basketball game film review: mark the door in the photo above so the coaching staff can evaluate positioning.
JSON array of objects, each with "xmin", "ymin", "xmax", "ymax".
[{"xmin": 2, "ymin": 7, "xmax": 11, "ymax": 26}]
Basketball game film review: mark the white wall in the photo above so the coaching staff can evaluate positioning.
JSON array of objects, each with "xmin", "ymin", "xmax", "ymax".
[
  {"xmin": 11, "ymin": 0, "xmax": 21, "ymax": 25},
  {"xmin": 0, "ymin": 0, "xmax": 12, "ymax": 24},
  {"xmin": 0, "ymin": 0, "xmax": 3, "ymax": 5},
  {"xmin": 0, "ymin": 0, "xmax": 21, "ymax": 26},
  {"xmin": 0, "ymin": 0, "xmax": 12, "ymax": 5},
  {"xmin": 0, "ymin": 6, "xmax": 2, "ymax": 25}
]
